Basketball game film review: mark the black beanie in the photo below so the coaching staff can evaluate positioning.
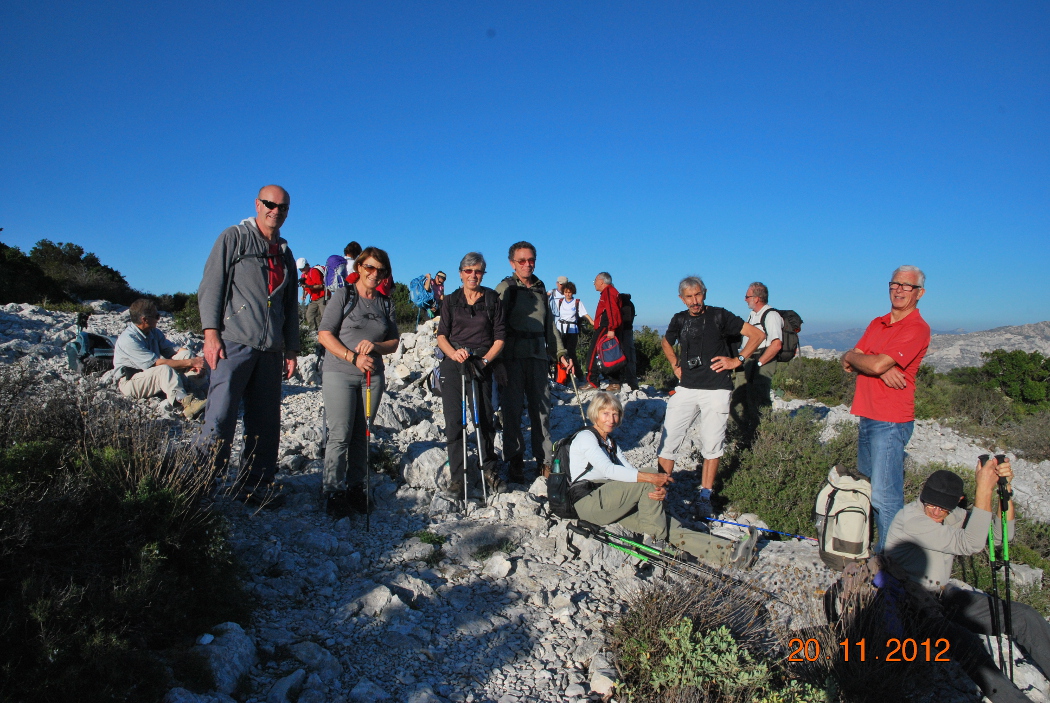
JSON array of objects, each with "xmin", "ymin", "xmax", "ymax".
[{"xmin": 920, "ymin": 470, "xmax": 964, "ymax": 511}]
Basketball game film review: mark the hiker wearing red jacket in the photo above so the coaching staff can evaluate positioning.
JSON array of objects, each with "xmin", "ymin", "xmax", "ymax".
[{"xmin": 586, "ymin": 272, "xmax": 624, "ymax": 392}]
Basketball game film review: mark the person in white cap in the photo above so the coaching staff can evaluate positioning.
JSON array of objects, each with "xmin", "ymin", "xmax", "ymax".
[{"xmin": 547, "ymin": 275, "xmax": 568, "ymax": 315}]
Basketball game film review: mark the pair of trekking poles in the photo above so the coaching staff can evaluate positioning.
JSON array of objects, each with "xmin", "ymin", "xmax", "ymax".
[
  {"xmin": 980, "ymin": 453, "xmax": 1014, "ymax": 682},
  {"xmin": 456, "ymin": 355, "xmax": 490, "ymax": 506}
]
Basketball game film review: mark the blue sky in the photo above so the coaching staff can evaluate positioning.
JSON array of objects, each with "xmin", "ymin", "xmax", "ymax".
[{"xmin": 2, "ymin": 1, "xmax": 1047, "ymax": 333}]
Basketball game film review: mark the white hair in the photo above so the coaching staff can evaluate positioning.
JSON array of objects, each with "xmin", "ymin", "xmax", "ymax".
[{"xmin": 893, "ymin": 265, "xmax": 925, "ymax": 288}]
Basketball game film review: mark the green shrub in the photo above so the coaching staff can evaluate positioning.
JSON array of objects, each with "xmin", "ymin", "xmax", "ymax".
[
  {"xmin": 0, "ymin": 241, "xmax": 73, "ymax": 306},
  {"xmin": 771, "ymin": 357, "xmax": 854, "ymax": 406},
  {"xmin": 34, "ymin": 299, "xmax": 94, "ymax": 315},
  {"xmin": 634, "ymin": 326, "xmax": 675, "ymax": 390},
  {"xmin": 721, "ymin": 408, "xmax": 858, "ymax": 537},
  {"xmin": 612, "ymin": 583, "xmax": 824, "ymax": 702},
  {"xmin": 29, "ymin": 239, "xmax": 144, "ymax": 305},
  {"xmin": 391, "ymin": 281, "xmax": 421, "ymax": 332},
  {"xmin": 0, "ymin": 366, "xmax": 247, "ymax": 702},
  {"xmin": 173, "ymin": 293, "xmax": 203, "ymax": 335}
]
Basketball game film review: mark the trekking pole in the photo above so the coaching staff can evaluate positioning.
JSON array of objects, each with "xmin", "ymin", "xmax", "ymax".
[
  {"xmin": 364, "ymin": 370, "xmax": 372, "ymax": 532},
  {"xmin": 566, "ymin": 520, "xmax": 783, "ymax": 607},
  {"xmin": 980, "ymin": 454, "xmax": 1007, "ymax": 674},
  {"xmin": 461, "ymin": 368, "xmax": 469, "ymax": 507},
  {"xmin": 470, "ymin": 369, "xmax": 487, "ymax": 503},
  {"xmin": 996, "ymin": 459, "xmax": 1014, "ymax": 682},
  {"xmin": 702, "ymin": 517, "xmax": 817, "ymax": 542},
  {"xmin": 568, "ymin": 372, "xmax": 587, "ymax": 425}
]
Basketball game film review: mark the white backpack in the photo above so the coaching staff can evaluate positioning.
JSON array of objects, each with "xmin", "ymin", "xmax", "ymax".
[{"xmin": 814, "ymin": 465, "xmax": 872, "ymax": 571}]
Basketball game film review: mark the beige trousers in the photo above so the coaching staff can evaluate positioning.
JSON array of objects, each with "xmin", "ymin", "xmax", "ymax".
[{"xmin": 118, "ymin": 349, "xmax": 195, "ymax": 402}]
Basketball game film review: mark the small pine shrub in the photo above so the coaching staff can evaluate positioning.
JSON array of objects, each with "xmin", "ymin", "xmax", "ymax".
[{"xmin": 721, "ymin": 408, "xmax": 858, "ymax": 538}]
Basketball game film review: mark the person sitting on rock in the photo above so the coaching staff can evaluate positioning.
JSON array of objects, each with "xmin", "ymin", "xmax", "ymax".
[
  {"xmin": 317, "ymin": 247, "xmax": 400, "ymax": 518},
  {"xmin": 568, "ymin": 392, "xmax": 759, "ymax": 568},
  {"xmin": 113, "ymin": 298, "xmax": 207, "ymax": 419},
  {"xmin": 436, "ymin": 252, "xmax": 507, "ymax": 499},
  {"xmin": 884, "ymin": 459, "xmax": 1050, "ymax": 703}
]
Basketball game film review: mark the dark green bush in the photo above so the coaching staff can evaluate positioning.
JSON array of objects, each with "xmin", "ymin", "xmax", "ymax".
[
  {"xmin": 0, "ymin": 366, "xmax": 247, "ymax": 702},
  {"xmin": 391, "ymin": 281, "xmax": 420, "ymax": 332},
  {"xmin": 771, "ymin": 357, "xmax": 854, "ymax": 407},
  {"xmin": 29, "ymin": 239, "xmax": 143, "ymax": 305},
  {"xmin": 173, "ymin": 293, "xmax": 203, "ymax": 335},
  {"xmin": 634, "ymin": 326, "xmax": 675, "ymax": 390},
  {"xmin": 0, "ymin": 241, "xmax": 73, "ymax": 306},
  {"xmin": 721, "ymin": 408, "xmax": 858, "ymax": 537}
]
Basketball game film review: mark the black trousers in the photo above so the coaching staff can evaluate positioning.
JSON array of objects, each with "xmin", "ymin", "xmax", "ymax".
[{"xmin": 440, "ymin": 357, "xmax": 498, "ymax": 483}]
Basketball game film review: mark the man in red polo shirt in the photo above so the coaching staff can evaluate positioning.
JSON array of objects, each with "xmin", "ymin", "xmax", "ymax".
[{"xmin": 842, "ymin": 265, "xmax": 931, "ymax": 553}]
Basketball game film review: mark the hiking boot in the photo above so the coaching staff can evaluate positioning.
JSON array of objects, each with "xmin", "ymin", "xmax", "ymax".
[
  {"xmin": 442, "ymin": 480, "xmax": 465, "ymax": 501},
  {"xmin": 347, "ymin": 485, "xmax": 371, "ymax": 514},
  {"xmin": 324, "ymin": 490, "xmax": 352, "ymax": 518},
  {"xmin": 485, "ymin": 472, "xmax": 508, "ymax": 495},
  {"xmin": 730, "ymin": 526, "xmax": 760, "ymax": 570},
  {"xmin": 692, "ymin": 493, "xmax": 714, "ymax": 520},
  {"xmin": 507, "ymin": 457, "xmax": 525, "ymax": 484},
  {"xmin": 238, "ymin": 484, "xmax": 286, "ymax": 510},
  {"xmin": 180, "ymin": 395, "xmax": 207, "ymax": 421},
  {"xmin": 606, "ymin": 384, "xmax": 621, "ymax": 393}
]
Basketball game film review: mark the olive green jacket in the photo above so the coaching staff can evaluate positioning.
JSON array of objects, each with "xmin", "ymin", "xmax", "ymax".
[{"xmin": 494, "ymin": 274, "xmax": 566, "ymax": 362}]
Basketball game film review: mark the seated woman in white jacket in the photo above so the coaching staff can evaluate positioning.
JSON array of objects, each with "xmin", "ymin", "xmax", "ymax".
[{"xmin": 569, "ymin": 392, "xmax": 758, "ymax": 568}]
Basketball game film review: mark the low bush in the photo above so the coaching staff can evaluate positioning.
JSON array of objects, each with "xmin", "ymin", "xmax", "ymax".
[
  {"xmin": 634, "ymin": 326, "xmax": 675, "ymax": 390},
  {"xmin": 611, "ymin": 583, "xmax": 824, "ymax": 702},
  {"xmin": 720, "ymin": 408, "xmax": 858, "ymax": 538},
  {"xmin": 173, "ymin": 293, "xmax": 203, "ymax": 335},
  {"xmin": 1005, "ymin": 411, "xmax": 1050, "ymax": 462},
  {"xmin": 771, "ymin": 357, "xmax": 854, "ymax": 407},
  {"xmin": 0, "ymin": 241, "xmax": 73, "ymax": 306},
  {"xmin": 0, "ymin": 365, "xmax": 247, "ymax": 702}
]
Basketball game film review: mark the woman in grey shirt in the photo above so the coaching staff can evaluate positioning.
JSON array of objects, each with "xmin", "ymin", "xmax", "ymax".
[{"xmin": 317, "ymin": 247, "xmax": 400, "ymax": 517}]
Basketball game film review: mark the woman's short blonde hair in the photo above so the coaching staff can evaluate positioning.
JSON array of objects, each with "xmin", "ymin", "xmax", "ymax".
[{"xmin": 587, "ymin": 391, "xmax": 623, "ymax": 427}]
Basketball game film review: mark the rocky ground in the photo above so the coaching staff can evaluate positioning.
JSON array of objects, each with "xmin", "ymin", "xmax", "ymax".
[{"xmin": 4, "ymin": 301, "xmax": 1050, "ymax": 702}]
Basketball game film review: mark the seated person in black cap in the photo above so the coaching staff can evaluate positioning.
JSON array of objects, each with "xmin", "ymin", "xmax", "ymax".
[{"xmin": 885, "ymin": 458, "xmax": 1050, "ymax": 703}]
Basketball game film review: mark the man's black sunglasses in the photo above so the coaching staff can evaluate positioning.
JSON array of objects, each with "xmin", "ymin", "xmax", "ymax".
[{"xmin": 258, "ymin": 199, "xmax": 289, "ymax": 213}]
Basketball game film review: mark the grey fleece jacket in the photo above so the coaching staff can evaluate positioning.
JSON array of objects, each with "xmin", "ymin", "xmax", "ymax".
[
  {"xmin": 884, "ymin": 499, "xmax": 1013, "ymax": 593},
  {"xmin": 198, "ymin": 218, "xmax": 300, "ymax": 353}
]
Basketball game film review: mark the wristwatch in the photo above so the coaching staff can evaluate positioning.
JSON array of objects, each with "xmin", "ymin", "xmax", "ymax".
[
  {"xmin": 757, "ymin": 360, "xmax": 764, "ymax": 367},
  {"xmin": 737, "ymin": 355, "xmax": 746, "ymax": 364}
]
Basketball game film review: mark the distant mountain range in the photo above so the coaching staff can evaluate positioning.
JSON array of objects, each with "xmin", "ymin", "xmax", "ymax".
[{"xmin": 802, "ymin": 321, "xmax": 1050, "ymax": 371}]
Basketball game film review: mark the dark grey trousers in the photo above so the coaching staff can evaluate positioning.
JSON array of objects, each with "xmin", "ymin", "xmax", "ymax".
[
  {"xmin": 939, "ymin": 588, "xmax": 1050, "ymax": 703},
  {"xmin": 195, "ymin": 342, "xmax": 284, "ymax": 489}
]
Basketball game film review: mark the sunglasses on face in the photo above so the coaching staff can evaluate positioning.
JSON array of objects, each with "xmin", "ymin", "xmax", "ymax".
[
  {"xmin": 360, "ymin": 263, "xmax": 389, "ymax": 276},
  {"xmin": 258, "ymin": 199, "xmax": 290, "ymax": 213},
  {"xmin": 888, "ymin": 281, "xmax": 921, "ymax": 292},
  {"xmin": 513, "ymin": 258, "xmax": 536, "ymax": 265},
  {"xmin": 461, "ymin": 268, "xmax": 485, "ymax": 276}
]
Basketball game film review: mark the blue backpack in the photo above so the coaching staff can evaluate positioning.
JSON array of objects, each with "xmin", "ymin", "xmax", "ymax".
[
  {"xmin": 409, "ymin": 275, "xmax": 434, "ymax": 308},
  {"xmin": 325, "ymin": 255, "xmax": 349, "ymax": 293}
]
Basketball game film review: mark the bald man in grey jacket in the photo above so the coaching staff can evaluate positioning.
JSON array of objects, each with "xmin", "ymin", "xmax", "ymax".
[{"xmin": 194, "ymin": 185, "xmax": 300, "ymax": 506}]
